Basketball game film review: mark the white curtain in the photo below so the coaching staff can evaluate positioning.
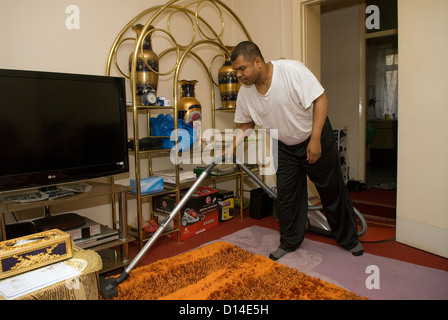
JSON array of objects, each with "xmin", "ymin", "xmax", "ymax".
[{"xmin": 376, "ymin": 47, "xmax": 398, "ymax": 120}]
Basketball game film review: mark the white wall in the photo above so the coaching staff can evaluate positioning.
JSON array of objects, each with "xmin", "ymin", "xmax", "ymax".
[
  {"xmin": 226, "ymin": 0, "xmax": 295, "ymax": 60},
  {"xmin": 0, "ymin": 0, "xmax": 166, "ymax": 226},
  {"xmin": 0, "ymin": 0, "xmax": 160, "ymax": 75},
  {"xmin": 395, "ymin": 0, "xmax": 448, "ymax": 258},
  {"xmin": 321, "ymin": 2, "xmax": 362, "ymax": 181}
]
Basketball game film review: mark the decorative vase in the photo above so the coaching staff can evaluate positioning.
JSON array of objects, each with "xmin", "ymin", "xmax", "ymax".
[
  {"xmin": 218, "ymin": 46, "xmax": 240, "ymax": 109},
  {"xmin": 129, "ymin": 24, "xmax": 159, "ymax": 105},
  {"xmin": 178, "ymin": 80, "xmax": 201, "ymax": 125}
]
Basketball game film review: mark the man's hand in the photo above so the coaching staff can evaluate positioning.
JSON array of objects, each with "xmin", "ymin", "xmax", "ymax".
[
  {"xmin": 306, "ymin": 137, "xmax": 322, "ymax": 164},
  {"xmin": 307, "ymin": 92, "xmax": 327, "ymax": 164},
  {"xmin": 224, "ymin": 145, "xmax": 235, "ymax": 163},
  {"xmin": 223, "ymin": 121, "xmax": 255, "ymax": 163}
]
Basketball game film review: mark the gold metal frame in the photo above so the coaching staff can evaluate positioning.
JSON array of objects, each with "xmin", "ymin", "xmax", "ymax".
[{"xmin": 105, "ymin": 0, "xmax": 252, "ymax": 244}]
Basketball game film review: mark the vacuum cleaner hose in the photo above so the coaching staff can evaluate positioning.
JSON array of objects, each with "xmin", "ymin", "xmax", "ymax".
[{"xmin": 230, "ymin": 155, "xmax": 367, "ymax": 237}]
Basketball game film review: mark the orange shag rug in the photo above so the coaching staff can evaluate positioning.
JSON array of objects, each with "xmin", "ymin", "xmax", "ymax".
[{"xmin": 111, "ymin": 241, "xmax": 367, "ymax": 300}]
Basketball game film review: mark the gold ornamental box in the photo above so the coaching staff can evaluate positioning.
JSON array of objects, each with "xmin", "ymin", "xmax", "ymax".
[{"xmin": 0, "ymin": 229, "xmax": 72, "ymax": 280}]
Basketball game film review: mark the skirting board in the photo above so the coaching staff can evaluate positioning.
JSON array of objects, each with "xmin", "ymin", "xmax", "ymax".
[{"xmin": 396, "ymin": 217, "xmax": 448, "ymax": 259}]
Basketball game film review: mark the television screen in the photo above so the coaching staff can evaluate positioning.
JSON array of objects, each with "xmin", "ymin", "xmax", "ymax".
[{"xmin": 0, "ymin": 69, "xmax": 129, "ymax": 192}]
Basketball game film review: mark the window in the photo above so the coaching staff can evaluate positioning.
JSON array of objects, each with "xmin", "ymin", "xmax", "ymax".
[
  {"xmin": 366, "ymin": 35, "xmax": 398, "ymax": 120},
  {"xmin": 382, "ymin": 49, "xmax": 398, "ymax": 119}
]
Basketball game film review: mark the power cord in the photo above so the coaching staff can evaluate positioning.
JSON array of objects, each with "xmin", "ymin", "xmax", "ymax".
[{"xmin": 361, "ymin": 237, "xmax": 396, "ymax": 244}]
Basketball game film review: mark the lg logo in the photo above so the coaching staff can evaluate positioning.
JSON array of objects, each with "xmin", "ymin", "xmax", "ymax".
[{"xmin": 365, "ymin": 5, "xmax": 380, "ymax": 30}]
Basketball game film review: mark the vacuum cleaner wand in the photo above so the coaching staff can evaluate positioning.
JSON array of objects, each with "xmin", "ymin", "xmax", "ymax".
[{"xmin": 99, "ymin": 156, "xmax": 225, "ymax": 298}]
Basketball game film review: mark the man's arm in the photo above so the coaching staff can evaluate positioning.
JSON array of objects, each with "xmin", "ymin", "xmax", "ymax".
[
  {"xmin": 307, "ymin": 91, "xmax": 328, "ymax": 164},
  {"xmin": 225, "ymin": 121, "xmax": 255, "ymax": 161}
]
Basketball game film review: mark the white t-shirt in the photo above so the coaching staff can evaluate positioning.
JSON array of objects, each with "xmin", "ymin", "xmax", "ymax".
[{"xmin": 234, "ymin": 59, "xmax": 324, "ymax": 145}]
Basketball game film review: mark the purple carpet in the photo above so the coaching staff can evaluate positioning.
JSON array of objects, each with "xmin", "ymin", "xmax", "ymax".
[{"xmin": 212, "ymin": 226, "xmax": 448, "ymax": 300}]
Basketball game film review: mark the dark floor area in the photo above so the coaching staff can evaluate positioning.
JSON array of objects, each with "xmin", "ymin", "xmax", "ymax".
[{"xmin": 366, "ymin": 148, "xmax": 397, "ymax": 188}]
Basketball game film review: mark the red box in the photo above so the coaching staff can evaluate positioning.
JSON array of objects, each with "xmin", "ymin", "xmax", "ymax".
[{"xmin": 153, "ymin": 186, "xmax": 219, "ymax": 240}]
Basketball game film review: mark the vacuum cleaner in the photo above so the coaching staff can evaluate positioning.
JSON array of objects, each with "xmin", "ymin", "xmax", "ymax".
[{"xmin": 99, "ymin": 155, "xmax": 367, "ymax": 298}]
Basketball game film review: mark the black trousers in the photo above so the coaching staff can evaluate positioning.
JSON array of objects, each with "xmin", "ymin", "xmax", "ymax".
[{"xmin": 275, "ymin": 118, "xmax": 359, "ymax": 251}]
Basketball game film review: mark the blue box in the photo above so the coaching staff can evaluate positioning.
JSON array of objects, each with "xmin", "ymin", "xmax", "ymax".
[{"xmin": 130, "ymin": 177, "xmax": 164, "ymax": 195}]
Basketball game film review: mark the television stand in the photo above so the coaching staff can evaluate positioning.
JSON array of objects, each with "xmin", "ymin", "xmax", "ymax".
[
  {"xmin": 0, "ymin": 181, "xmax": 134, "ymax": 274},
  {"xmin": 0, "ymin": 190, "xmax": 49, "ymax": 203},
  {"xmin": 0, "ymin": 183, "xmax": 94, "ymax": 204}
]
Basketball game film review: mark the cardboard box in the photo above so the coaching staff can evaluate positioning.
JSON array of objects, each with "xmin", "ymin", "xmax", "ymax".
[
  {"xmin": 153, "ymin": 186, "xmax": 219, "ymax": 240},
  {"xmin": 0, "ymin": 229, "xmax": 72, "ymax": 280},
  {"xmin": 216, "ymin": 189, "xmax": 234, "ymax": 221}
]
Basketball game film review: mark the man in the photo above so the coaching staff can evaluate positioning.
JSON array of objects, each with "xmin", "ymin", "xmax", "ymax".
[{"xmin": 228, "ymin": 41, "xmax": 363, "ymax": 260}]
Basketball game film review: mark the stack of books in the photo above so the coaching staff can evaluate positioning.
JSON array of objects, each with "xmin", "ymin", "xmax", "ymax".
[
  {"xmin": 154, "ymin": 169, "xmax": 196, "ymax": 184},
  {"xmin": 193, "ymin": 164, "xmax": 236, "ymax": 177}
]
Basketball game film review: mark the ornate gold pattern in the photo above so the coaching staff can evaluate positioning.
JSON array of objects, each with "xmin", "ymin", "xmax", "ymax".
[
  {"xmin": 0, "ymin": 230, "xmax": 66, "ymax": 252},
  {"xmin": 105, "ymin": 0, "xmax": 252, "ymax": 241},
  {"xmin": 9, "ymin": 243, "xmax": 62, "ymax": 271},
  {"xmin": 0, "ymin": 229, "xmax": 72, "ymax": 279}
]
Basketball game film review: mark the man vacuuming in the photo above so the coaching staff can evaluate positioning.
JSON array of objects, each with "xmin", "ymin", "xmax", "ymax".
[{"xmin": 226, "ymin": 41, "xmax": 363, "ymax": 260}]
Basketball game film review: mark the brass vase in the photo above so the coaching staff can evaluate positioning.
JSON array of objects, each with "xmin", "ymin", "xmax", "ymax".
[
  {"xmin": 218, "ymin": 46, "xmax": 240, "ymax": 109},
  {"xmin": 129, "ymin": 24, "xmax": 159, "ymax": 105},
  {"xmin": 178, "ymin": 80, "xmax": 201, "ymax": 125}
]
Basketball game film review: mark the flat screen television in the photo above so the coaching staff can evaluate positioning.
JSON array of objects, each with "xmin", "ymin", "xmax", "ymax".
[{"xmin": 0, "ymin": 68, "xmax": 129, "ymax": 193}]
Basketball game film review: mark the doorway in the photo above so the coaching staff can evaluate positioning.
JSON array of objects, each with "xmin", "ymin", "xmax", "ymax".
[
  {"xmin": 364, "ymin": 0, "xmax": 398, "ymax": 189},
  {"xmin": 319, "ymin": 0, "xmax": 397, "ymax": 188}
]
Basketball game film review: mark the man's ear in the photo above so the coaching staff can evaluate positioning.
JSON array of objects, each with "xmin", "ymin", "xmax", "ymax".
[{"xmin": 254, "ymin": 56, "xmax": 262, "ymax": 67}]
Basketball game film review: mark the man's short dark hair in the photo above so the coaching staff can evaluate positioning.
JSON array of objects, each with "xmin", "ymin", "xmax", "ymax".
[{"xmin": 230, "ymin": 41, "xmax": 264, "ymax": 62}]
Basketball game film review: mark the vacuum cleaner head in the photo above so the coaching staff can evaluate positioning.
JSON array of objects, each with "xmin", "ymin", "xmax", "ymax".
[{"xmin": 99, "ymin": 272, "xmax": 129, "ymax": 299}]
